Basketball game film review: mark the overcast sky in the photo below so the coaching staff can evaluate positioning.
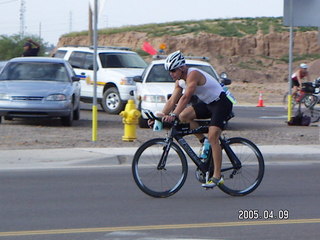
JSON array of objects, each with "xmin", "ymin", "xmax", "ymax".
[{"xmin": 0, "ymin": 0, "xmax": 284, "ymax": 45}]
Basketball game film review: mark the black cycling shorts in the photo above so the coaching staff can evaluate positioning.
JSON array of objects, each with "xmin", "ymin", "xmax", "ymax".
[
  {"xmin": 192, "ymin": 92, "xmax": 233, "ymax": 130},
  {"xmin": 292, "ymin": 80, "xmax": 300, "ymax": 87}
]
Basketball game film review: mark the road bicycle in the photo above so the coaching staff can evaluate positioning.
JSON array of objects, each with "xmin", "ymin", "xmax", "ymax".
[
  {"xmin": 283, "ymin": 83, "xmax": 318, "ymax": 109},
  {"xmin": 283, "ymin": 80, "xmax": 320, "ymax": 122},
  {"xmin": 132, "ymin": 111, "xmax": 265, "ymax": 198}
]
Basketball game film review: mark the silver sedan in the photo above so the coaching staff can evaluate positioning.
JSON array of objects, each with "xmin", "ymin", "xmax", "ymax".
[{"xmin": 0, "ymin": 57, "xmax": 81, "ymax": 126}]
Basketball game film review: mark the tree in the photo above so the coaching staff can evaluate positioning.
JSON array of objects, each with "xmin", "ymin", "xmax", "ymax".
[{"xmin": 0, "ymin": 34, "xmax": 46, "ymax": 60}]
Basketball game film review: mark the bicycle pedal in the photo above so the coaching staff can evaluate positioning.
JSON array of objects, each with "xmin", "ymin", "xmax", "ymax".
[{"xmin": 202, "ymin": 186, "xmax": 215, "ymax": 190}]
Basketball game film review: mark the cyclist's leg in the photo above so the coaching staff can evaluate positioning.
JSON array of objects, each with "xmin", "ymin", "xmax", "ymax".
[
  {"xmin": 208, "ymin": 125, "xmax": 222, "ymax": 179},
  {"xmin": 203, "ymin": 93, "xmax": 233, "ymax": 187},
  {"xmin": 179, "ymin": 105, "xmax": 204, "ymax": 141},
  {"xmin": 292, "ymin": 86, "xmax": 298, "ymax": 98},
  {"xmin": 292, "ymin": 80, "xmax": 300, "ymax": 98}
]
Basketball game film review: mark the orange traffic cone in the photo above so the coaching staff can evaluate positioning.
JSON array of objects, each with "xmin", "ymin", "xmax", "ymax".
[{"xmin": 256, "ymin": 92, "xmax": 265, "ymax": 107}]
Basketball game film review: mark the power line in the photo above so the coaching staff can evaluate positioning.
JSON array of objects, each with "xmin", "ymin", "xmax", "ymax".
[
  {"xmin": 0, "ymin": 0, "xmax": 18, "ymax": 5},
  {"xmin": 19, "ymin": 0, "xmax": 25, "ymax": 37},
  {"xmin": 69, "ymin": 11, "xmax": 72, "ymax": 32}
]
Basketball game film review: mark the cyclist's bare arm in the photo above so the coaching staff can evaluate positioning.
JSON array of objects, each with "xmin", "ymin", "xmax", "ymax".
[
  {"xmin": 147, "ymin": 81, "xmax": 182, "ymax": 127},
  {"xmin": 172, "ymin": 72, "xmax": 199, "ymax": 116},
  {"xmin": 162, "ymin": 81, "xmax": 183, "ymax": 115}
]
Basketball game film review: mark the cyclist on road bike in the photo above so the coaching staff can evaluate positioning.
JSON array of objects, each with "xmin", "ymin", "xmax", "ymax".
[
  {"xmin": 158, "ymin": 50, "xmax": 233, "ymax": 188},
  {"xmin": 292, "ymin": 63, "xmax": 310, "ymax": 98}
]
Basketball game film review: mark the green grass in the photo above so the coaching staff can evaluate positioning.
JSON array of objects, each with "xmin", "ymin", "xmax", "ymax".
[
  {"xmin": 279, "ymin": 53, "xmax": 320, "ymax": 63},
  {"xmin": 62, "ymin": 17, "xmax": 318, "ymax": 39}
]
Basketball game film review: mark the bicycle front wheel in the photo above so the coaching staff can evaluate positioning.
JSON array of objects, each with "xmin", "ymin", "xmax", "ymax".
[
  {"xmin": 301, "ymin": 94, "xmax": 318, "ymax": 109},
  {"xmin": 283, "ymin": 92, "xmax": 298, "ymax": 111},
  {"xmin": 219, "ymin": 137, "xmax": 265, "ymax": 196},
  {"xmin": 132, "ymin": 138, "xmax": 188, "ymax": 198}
]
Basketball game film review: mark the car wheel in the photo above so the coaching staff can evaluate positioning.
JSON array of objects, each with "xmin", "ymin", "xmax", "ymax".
[
  {"xmin": 4, "ymin": 116, "xmax": 13, "ymax": 121},
  {"xmin": 101, "ymin": 87, "xmax": 126, "ymax": 114},
  {"xmin": 73, "ymin": 104, "xmax": 80, "ymax": 120},
  {"xmin": 61, "ymin": 107, "xmax": 74, "ymax": 126}
]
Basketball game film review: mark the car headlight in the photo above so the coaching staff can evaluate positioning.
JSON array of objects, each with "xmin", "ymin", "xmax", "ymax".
[
  {"xmin": 45, "ymin": 94, "xmax": 67, "ymax": 101},
  {"xmin": 0, "ymin": 93, "xmax": 10, "ymax": 100},
  {"xmin": 143, "ymin": 95, "xmax": 166, "ymax": 103},
  {"xmin": 120, "ymin": 77, "xmax": 135, "ymax": 85}
]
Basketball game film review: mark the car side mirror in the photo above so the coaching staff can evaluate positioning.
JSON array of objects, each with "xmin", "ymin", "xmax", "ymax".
[
  {"xmin": 220, "ymin": 72, "xmax": 228, "ymax": 79},
  {"xmin": 220, "ymin": 78, "xmax": 231, "ymax": 85},
  {"xmin": 72, "ymin": 76, "xmax": 80, "ymax": 82},
  {"xmin": 220, "ymin": 72, "xmax": 231, "ymax": 85},
  {"xmin": 133, "ymin": 75, "xmax": 142, "ymax": 83}
]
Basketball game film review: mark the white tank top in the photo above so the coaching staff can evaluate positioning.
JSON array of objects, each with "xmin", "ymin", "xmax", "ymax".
[{"xmin": 179, "ymin": 68, "xmax": 223, "ymax": 104}]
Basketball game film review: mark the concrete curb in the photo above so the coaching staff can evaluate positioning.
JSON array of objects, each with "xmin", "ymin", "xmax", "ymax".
[{"xmin": 0, "ymin": 145, "xmax": 319, "ymax": 170}]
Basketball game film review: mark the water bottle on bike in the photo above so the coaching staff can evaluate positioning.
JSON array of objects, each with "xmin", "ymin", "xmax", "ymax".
[{"xmin": 200, "ymin": 138, "xmax": 210, "ymax": 159}]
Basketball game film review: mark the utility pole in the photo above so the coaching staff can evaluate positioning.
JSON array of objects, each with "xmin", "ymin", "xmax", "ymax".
[
  {"xmin": 39, "ymin": 22, "xmax": 42, "ymax": 39},
  {"xmin": 92, "ymin": 0, "xmax": 98, "ymax": 142},
  {"xmin": 88, "ymin": 4, "xmax": 93, "ymax": 45},
  {"xmin": 69, "ymin": 11, "xmax": 73, "ymax": 33},
  {"xmin": 19, "ymin": 0, "xmax": 26, "ymax": 37}
]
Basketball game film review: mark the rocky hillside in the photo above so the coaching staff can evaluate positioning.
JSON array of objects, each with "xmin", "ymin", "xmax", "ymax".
[{"xmin": 57, "ymin": 18, "xmax": 320, "ymax": 104}]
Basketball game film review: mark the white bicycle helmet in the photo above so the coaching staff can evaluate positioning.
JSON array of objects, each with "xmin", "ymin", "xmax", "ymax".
[
  {"xmin": 164, "ymin": 50, "xmax": 186, "ymax": 71},
  {"xmin": 300, "ymin": 63, "xmax": 308, "ymax": 69}
]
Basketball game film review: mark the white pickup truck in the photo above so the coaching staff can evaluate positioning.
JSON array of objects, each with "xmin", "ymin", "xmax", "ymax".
[{"xmin": 54, "ymin": 46, "xmax": 147, "ymax": 114}]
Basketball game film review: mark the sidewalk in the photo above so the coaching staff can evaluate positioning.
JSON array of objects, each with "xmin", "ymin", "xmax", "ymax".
[{"xmin": 0, "ymin": 145, "xmax": 319, "ymax": 170}]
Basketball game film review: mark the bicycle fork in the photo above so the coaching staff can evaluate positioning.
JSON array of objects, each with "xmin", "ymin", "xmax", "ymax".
[{"xmin": 157, "ymin": 138, "xmax": 172, "ymax": 170}]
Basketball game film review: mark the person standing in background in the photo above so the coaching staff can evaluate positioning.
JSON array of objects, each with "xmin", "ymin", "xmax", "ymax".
[{"xmin": 22, "ymin": 39, "xmax": 40, "ymax": 57}]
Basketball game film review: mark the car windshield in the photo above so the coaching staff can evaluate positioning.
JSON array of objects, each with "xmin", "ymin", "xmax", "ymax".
[
  {"xmin": 145, "ymin": 64, "xmax": 217, "ymax": 83},
  {"xmin": 0, "ymin": 61, "xmax": 7, "ymax": 72},
  {"xmin": 99, "ymin": 53, "xmax": 147, "ymax": 68},
  {"xmin": 0, "ymin": 62, "xmax": 70, "ymax": 82}
]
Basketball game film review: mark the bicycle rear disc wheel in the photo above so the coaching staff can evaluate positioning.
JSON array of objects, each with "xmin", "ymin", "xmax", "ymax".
[
  {"xmin": 296, "ymin": 94, "xmax": 320, "ymax": 123},
  {"xmin": 219, "ymin": 137, "xmax": 265, "ymax": 196},
  {"xmin": 132, "ymin": 138, "xmax": 188, "ymax": 198},
  {"xmin": 302, "ymin": 105, "xmax": 320, "ymax": 123},
  {"xmin": 299, "ymin": 95, "xmax": 320, "ymax": 123}
]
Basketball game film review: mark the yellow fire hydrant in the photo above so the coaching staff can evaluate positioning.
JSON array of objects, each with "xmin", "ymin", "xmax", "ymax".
[{"xmin": 119, "ymin": 99, "xmax": 141, "ymax": 142}]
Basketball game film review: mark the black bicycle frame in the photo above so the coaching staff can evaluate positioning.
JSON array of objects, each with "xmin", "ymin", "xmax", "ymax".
[
  {"xmin": 220, "ymin": 138, "xmax": 242, "ymax": 170},
  {"xmin": 172, "ymin": 125, "xmax": 210, "ymax": 173},
  {"xmin": 161, "ymin": 123, "xmax": 243, "ymax": 174}
]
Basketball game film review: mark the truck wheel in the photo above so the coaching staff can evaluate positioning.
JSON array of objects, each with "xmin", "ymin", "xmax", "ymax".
[{"xmin": 101, "ymin": 87, "xmax": 126, "ymax": 114}]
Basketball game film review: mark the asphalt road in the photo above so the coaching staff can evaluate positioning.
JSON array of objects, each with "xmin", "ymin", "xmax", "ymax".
[
  {"xmin": 0, "ymin": 105, "xmax": 319, "ymax": 240},
  {"xmin": 0, "ymin": 162, "xmax": 319, "ymax": 240}
]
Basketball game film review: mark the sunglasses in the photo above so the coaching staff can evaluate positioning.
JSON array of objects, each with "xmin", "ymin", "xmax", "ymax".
[{"xmin": 169, "ymin": 68, "xmax": 179, "ymax": 73}]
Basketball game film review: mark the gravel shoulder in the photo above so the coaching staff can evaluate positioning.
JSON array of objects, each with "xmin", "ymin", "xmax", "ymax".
[
  {"xmin": 0, "ymin": 108, "xmax": 318, "ymax": 150},
  {"xmin": 0, "ymin": 82, "xmax": 318, "ymax": 150}
]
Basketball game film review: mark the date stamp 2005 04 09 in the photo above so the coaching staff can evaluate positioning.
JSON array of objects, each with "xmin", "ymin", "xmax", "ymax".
[{"xmin": 238, "ymin": 209, "xmax": 289, "ymax": 220}]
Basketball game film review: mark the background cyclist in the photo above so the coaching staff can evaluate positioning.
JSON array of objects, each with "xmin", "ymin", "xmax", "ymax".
[
  {"xmin": 291, "ymin": 63, "xmax": 310, "ymax": 98},
  {"xmin": 159, "ymin": 50, "xmax": 233, "ymax": 188}
]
